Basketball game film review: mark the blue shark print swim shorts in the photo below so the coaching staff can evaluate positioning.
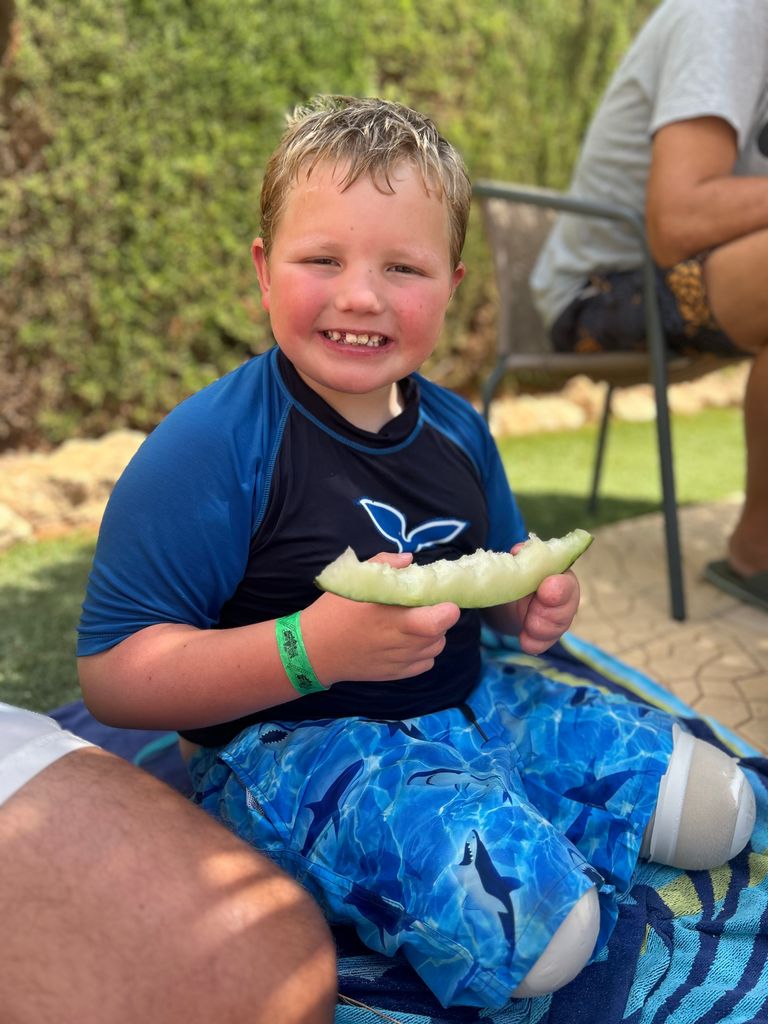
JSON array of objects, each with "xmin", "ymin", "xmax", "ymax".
[{"xmin": 189, "ymin": 653, "xmax": 675, "ymax": 1009}]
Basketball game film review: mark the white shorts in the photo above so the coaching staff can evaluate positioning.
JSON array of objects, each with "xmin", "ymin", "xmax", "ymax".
[{"xmin": 0, "ymin": 703, "xmax": 95, "ymax": 806}]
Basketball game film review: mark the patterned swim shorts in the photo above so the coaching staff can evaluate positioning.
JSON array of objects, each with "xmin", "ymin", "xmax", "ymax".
[
  {"xmin": 551, "ymin": 256, "xmax": 743, "ymax": 357},
  {"xmin": 189, "ymin": 654, "xmax": 676, "ymax": 1009}
]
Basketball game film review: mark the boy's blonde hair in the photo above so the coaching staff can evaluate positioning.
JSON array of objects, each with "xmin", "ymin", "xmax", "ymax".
[{"xmin": 259, "ymin": 96, "xmax": 471, "ymax": 269}]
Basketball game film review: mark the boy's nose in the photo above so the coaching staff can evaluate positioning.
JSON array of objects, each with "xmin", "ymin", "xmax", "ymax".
[{"xmin": 334, "ymin": 269, "xmax": 385, "ymax": 314}]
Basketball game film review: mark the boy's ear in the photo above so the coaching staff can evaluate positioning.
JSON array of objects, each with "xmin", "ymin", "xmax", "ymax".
[
  {"xmin": 450, "ymin": 261, "xmax": 465, "ymax": 295},
  {"xmin": 251, "ymin": 238, "xmax": 271, "ymax": 312}
]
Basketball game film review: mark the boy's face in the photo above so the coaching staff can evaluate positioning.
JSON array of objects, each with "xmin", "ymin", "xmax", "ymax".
[{"xmin": 252, "ymin": 160, "xmax": 464, "ymax": 421}]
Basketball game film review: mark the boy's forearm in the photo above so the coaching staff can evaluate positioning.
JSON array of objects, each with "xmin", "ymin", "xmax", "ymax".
[
  {"xmin": 78, "ymin": 620, "xmax": 301, "ymax": 731},
  {"xmin": 78, "ymin": 589, "xmax": 461, "ymax": 730}
]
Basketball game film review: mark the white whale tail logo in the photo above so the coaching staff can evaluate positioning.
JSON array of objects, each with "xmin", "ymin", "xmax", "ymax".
[{"xmin": 357, "ymin": 498, "xmax": 468, "ymax": 554}]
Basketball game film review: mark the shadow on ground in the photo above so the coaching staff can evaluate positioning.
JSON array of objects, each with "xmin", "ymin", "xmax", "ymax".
[
  {"xmin": 0, "ymin": 535, "xmax": 96, "ymax": 712},
  {"xmin": 515, "ymin": 493, "xmax": 661, "ymax": 539}
]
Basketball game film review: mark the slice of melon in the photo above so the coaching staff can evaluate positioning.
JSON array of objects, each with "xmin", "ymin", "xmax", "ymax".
[{"xmin": 315, "ymin": 529, "xmax": 593, "ymax": 608}]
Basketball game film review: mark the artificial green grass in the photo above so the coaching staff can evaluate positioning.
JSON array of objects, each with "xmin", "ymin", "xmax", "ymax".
[
  {"xmin": 0, "ymin": 532, "xmax": 96, "ymax": 712},
  {"xmin": 0, "ymin": 406, "xmax": 745, "ymax": 713},
  {"xmin": 499, "ymin": 405, "xmax": 744, "ymax": 538}
]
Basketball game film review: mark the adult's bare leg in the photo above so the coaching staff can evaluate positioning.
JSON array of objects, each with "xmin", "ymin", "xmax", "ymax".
[
  {"xmin": 704, "ymin": 231, "xmax": 768, "ymax": 577},
  {"xmin": 0, "ymin": 746, "xmax": 337, "ymax": 1024},
  {"xmin": 727, "ymin": 346, "xmax": 768, "ymax": 576}
]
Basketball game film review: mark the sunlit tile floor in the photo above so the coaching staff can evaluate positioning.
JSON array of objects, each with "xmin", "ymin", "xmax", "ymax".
[{"xmin": 574, "ymin": 500, "xmax": 768, "ymax": 755}]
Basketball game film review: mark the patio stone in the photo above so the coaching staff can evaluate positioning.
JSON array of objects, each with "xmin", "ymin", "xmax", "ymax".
[{"xmin": 576, "ymin": 500, "xmax": 768, "ymax": 754}]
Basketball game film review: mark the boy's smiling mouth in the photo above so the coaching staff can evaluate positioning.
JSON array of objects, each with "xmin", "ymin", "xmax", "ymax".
[{"xmin": 322, "ymin": 330, "xmax": 389, "ymax": 348}]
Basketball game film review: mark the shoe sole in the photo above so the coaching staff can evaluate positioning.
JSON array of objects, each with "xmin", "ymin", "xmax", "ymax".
[{"xmin": 704, "ymin": 560, "xmax": 768, "ymax": 613}]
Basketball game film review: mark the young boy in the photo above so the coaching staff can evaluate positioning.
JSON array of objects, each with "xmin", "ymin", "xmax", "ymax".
[{"xmin": 77, "ymin": 96, "xmax": 754, "ymax": 1009}]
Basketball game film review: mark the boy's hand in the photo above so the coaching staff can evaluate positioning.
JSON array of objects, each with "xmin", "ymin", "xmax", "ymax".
[
  {"xmin": 513, "ymin": 569, "xmax": 580, "ymax": 655},
  {"xmin": 482, "ymin": 540, "xmax": 581, "ymax": 654},
  {"xmin": 301, "ymin": 552, "xmax": 461, "ymax": 685}
]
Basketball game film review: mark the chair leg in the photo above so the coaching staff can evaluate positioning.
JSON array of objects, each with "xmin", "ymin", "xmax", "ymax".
[
  {"xmin": 640, "ymin": 254, "xmax": 686, "ymax": 620},
  {"xmin": 588, "ymin": 384, "xmax": 614, "ymax": 514},
  {"xmin": 655, "ymin": 394, "xmax": 686, "ymax": 621},
  {"xmin": 481, "ymin": 363, "xmax": 509, "ymax": 422}
]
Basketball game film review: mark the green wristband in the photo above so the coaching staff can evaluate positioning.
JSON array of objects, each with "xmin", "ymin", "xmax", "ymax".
[{"xmin": 275, "ymin": 611, "xmax": 327, "ymax": 695}]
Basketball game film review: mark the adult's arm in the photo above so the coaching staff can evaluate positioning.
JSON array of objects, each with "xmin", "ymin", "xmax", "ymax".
[{"xmin": 646, "ymin": 116, "xmax": 768, "ymax": 266}]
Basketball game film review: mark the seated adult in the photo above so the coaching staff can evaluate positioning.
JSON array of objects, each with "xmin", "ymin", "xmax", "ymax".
[
  {"xmin": 531, "ymin": 0, "xmax": 768, "ymax": 612},
  {"xmin": 0, "ymin": 703, "xmax": 336, "ymax": 1023}
]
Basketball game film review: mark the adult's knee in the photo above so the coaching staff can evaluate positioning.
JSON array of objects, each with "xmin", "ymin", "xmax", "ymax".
[
  {"xmin": 0, "ymin": 748, "xmax": 337, "ymax": 1024},
  {"xmin": 204, "ymin": 862, "xmax": 337, "ymax": 1024},
  {"xmin": 130, "ymin": 785, "xmax": 338, "ymax": 1023},
  {"xmin": 704, "ymin": 238, "xmax": 768, "ymax": 353}
]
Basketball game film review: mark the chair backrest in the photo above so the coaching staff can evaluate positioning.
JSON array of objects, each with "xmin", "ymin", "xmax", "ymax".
[
  {"xmin": 475, "ymin": 184, "xmax": 742, "ymax": 386},
  {"xmin": 479, "ymin": 196, "xmax": 556, "ymax": 358}
]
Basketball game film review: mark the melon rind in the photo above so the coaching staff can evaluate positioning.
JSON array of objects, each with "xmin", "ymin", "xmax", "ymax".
[{"xmin": 314, "ymin": 529, "xmax": 593, "ymax": 608}]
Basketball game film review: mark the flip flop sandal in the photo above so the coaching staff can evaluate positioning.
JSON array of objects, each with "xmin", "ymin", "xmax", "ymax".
[{"xmin": 704, "ymin": 560, "xmax": 768, "ymax": 613}]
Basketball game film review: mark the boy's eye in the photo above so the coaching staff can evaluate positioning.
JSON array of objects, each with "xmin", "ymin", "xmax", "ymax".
[
  {"xmin": 391, "ymin": 264, "xmax": 420, "ymax": 275},
  {"xmin": 306, "ymin": 257, "xmax": 338, "ymax": 266}
]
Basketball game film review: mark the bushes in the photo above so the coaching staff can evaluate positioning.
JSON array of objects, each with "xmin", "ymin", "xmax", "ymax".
[{"xmin": 1, "ymin": 0, "xmax": 658, "ymax": 447}]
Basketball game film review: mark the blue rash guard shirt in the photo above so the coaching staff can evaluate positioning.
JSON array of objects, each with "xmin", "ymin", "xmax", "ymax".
[{"xmin": 78, "ymin": 347, "xmax": 526, "ymax": 745}]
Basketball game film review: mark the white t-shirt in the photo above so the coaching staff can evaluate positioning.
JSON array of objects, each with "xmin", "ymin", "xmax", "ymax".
[{"xmin": 531, "ymin": 0, "xmax": 768, "ymax": 328}]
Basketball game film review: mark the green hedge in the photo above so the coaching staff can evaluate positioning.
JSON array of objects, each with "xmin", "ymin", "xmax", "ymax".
[{"xmin": 1, "ymin": 0, "xmax": 657, "ymax": 447}]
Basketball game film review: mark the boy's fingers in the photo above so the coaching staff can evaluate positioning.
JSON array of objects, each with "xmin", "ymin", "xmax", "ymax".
[
  {"xmin": 404, "ymin": 602, "xmax": 460, "ymax": 636},
  {"xmin": 367, "ymin": 551, "xmax": 413, "ymax": 568},
  {"xmin": 535, "ymin": 570, "xmax": 578, "ymax": 606},
  {"xmin": 432, "ymin": 602, "xmax": 462, "ymax": 631}
]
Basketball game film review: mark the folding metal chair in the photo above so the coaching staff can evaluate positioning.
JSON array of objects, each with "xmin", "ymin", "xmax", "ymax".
[{"xmin": 474, "ymin": 179, "xmax": 743, "ymax": 622}]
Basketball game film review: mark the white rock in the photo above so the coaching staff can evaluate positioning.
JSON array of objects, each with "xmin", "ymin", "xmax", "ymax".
[{"xmin": 0, "ymin": 502, "xmax": 34, "ymax": 551}]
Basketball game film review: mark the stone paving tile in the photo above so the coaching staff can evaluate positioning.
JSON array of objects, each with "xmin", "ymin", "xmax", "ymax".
[{"xmin": 573, "ymin": 500, "xmax": 768, "ymax": 754}]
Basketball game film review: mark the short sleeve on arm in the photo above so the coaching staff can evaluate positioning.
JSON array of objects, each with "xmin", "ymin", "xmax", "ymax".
[
  {"xmin": 648, "ymin": 0, "xmax": 768, "ymax": 146},
  {"xmin": 77, "ymin": 355, "xmax": 287, "ymax": 655}
]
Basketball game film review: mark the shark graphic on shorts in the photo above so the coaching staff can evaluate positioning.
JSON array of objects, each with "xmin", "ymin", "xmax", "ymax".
[
  {"xmin": 455, "ymin": 829, "xmax": 522, "ymax": 944},
  {"xmin": 300, "ymin": 759, "xmax": 365, "ymax": 857}
]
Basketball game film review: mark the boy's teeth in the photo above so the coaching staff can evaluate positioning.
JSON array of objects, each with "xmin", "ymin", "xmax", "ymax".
[{"xmin": 325, "ymin": 330, "xmax": 385, "ymax": 347}]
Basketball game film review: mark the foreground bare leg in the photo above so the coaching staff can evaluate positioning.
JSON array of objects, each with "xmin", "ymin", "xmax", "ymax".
[
  {"xmin": 0, "ymin": 747, "xmax": 336, "ymax": 1024},
  {"xmin": 705, "ymin": 232, "xmax": 768, "ymax": 576}
]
